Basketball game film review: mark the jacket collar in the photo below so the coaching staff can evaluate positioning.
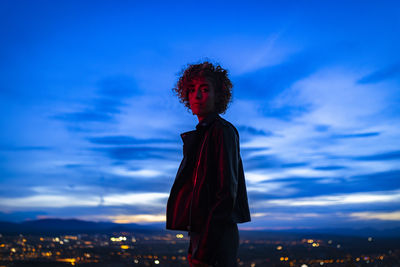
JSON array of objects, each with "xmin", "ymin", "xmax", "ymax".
[
  {"xmin": 195, "ymin": 112, "xmax": 219, "ymax": 131},
  {"xmin": 180, "ymin": 112, "xmax": 219, "ymax": 140}
]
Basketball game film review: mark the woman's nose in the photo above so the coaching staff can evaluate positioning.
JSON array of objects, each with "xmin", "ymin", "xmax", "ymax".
[{"xmin": 195, "ymin": 89, "xmax": 202, "ymax": 99}]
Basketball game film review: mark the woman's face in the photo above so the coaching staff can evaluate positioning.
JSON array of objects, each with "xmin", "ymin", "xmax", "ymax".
[{"xmin": 187, "ymin": 76, "xmax": 216, "ymax": 118}]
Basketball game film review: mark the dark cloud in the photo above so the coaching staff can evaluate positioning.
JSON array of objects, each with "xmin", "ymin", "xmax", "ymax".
[
  {"xmin": 97, "ymin": 76, "xmax": 139, "ymax": 98},
  {"xmin": 332, "ymin": 132, "xmax": 380, "ymax": 139},
  {"xmin": 64, "ymin": 164, "xmax": 84, "ymax": 169},
  {"xmin": 242, "ymin": 147, "xmax": 270, "ymax": 153},
  {"xmin": 53, "ymin": 75, "xmax": 139, "ymax": 125},
  {"xmin": 237, "ymin": 125, "xmax": 272, "ymax": 136},
  {"xmin": 256, "ymin": 177, "xmax": 331, "ymax": 199},
  {"xmin": 244, "ymin": 154, "xmax": 282, "ymax": 170},
  {"xmin": 253, "ymin": 170, "xmax": 400, "ymax": 200},
  {"xmin": 231, "ymin": 45, "xmax": 344, "ymax": 120},
  {"xmin": 0, "ymin": 186, "xmax": 36, "ymax": 198},
  {"xmin": 94, "ymin": 98, "xmax": 126, "ymax": 114},
  {"xmin": 93, "ymin": 146, "xmax": 180, "ymax": 161},
  {"xmin": 351, "ymin": 170, "xmax": 400, "ymax": 189},
  {"xmin": 314, "ymin": 165, "xmax": 347, "ymax": 171},
  {"xmin": 233, "ymin": 49, "xmax": 325, "ymax": 100},
  {"xmin": 88, "ymin": 135, "xmax": 175, "ymax": 145},
  {"xmin": 261, "ymin": 105, "xmax": 313, "ymax": 121},
  {"xmin": 232, "ymin": 45, "xmax": 357, "ymax": 120},
  {"xmin": 357, "ymin": 62, "xmax": 400, "ymax": 84},
  {"xmin": 314, "ymin": 124, "xmax": 331, "ymax": 132},
  {"xmin": 95, "ymin": 175, "xmax": 174, "ymax": 194},
  {"xmin": 53, "ymin": 110, "xmax": 115, "ymax": 123},
  {"xmin": 353, "ymin": 150, "xmax": 400, "ymax": 161},
  {"xmin": 280, "ymin": 162, "xmax": 309, "ymax": 168},
  {"xmin": 243, "ymin": 154, "xmax": 308, "ymax": 170},
  {"xmin": 0, "ymin": 172, "xmax": 173, "ymax": 205}
]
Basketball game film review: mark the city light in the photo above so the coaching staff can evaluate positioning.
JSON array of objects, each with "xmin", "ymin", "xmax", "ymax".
[
  {"xmin": 0, "ymin": 232, "xmax": 398, "ymax": 266},
  {"xmin": 110, "ymin": 236, "xmax": 127, "ymax": 242}
]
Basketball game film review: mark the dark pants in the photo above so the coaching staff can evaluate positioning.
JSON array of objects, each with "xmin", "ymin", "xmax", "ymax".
[{"xmin": 188, "ymin": 223, "xmax": 239, "ymax": 267}]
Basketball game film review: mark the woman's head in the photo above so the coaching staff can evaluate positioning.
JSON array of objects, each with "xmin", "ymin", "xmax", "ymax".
[{"xmin": 173, "ymin": 61, "xmax": 233, "ymax": 114}]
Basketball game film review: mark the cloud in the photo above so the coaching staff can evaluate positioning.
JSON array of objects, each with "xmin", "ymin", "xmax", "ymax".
[
  {"xmin": 280, "ymin": 162, "xmax": 308, "ymax": 168},
  {"xmin": 237, "ymin": 125, "xmax": 272, "ymax": 137},
  {"xmin": 243, "ymin": 153, "xmax": 310, "ymax": 172},
  {"xmin": 245, "ymin": 169, "xmax": 400, "ymax": 202},
  {"xmin": 350, "ymin": 170, "xmax": 400, "ymax": 190},
  {"xmin": 314, "ymin": 124, "xmax": 330, "ymax": 132},
  {"xmin": 313, "ymin": 165, "xmax": 347, "ymax": 171},
  {"xmin": 353, "ymin": 150, "xmax": 400, "ymax": 161},
  {"xmin": 273, "ymin": 67, "xmax": 392, "ymax": 128},
  {"xmin": 233, "ymin": 47, "xmax": 332, "ymax": 102},
  {"xmin": 64, "ymin": 164, "xmax": 84, "ymax": 169},
  {"xmin": 258, "ymin": 190, "xmax": 400, "ymax": 207},
  {"xmin": 106, "ymin": 214, "xmax": 166, "ymax": 224},
  {"xmin": 331, "ymin": 132, "xmax": 380, "ymax": 139},
  {"xmin": 54, "ymin": 111, "xmax": 115, "ymax": 123},
  {"xmin": 357, "ymin": 62, "xmax": 400, "ymax": 84},
  {"xmin": 247, "ymin": 181, "xmax": 298, "ymax": 196},
  {"xmin": 0, "ymin": 195, "xmax": 100, "ymax": 208},
  {"xmin": 243, "ymin": 154, "xmax": 282, "ymax": 170},
  {"xmin": 88, "ymin": 135, "xmax": 174, "ymax": 145},
  {"xmin": 53, "ymin": 75, "xmax": 139, "ymax": 126},
  {"xmin": 93, "ymin": 146, "xmax": 180, "ymax": 161},
  {"xmin": 350, "ymin": 211, "xmax": 400, "ymax": 221},
  {"xmin": 97, "ymin": 76, "xmax": 139, "ymax": 98},
  {"xmin": 100, "ymin": 178, "xmax": 173, "ymax": 194},
  {"xmin": 0, "ymin": 186, "xmax": 38, "ymax": 198},
  {"xmin": 0, "ymin": 192, "xmax": 168, "ymax": 209},
  {"xmin": 251, "ymin": 212, "xmax": 321, "ymax": 220},
  {"xmin": 102, "ymin": 193, "xmax": 168, "ymax": 207},
  {"xmin": 108, "ymin": 167, "xmax": 163, "ymax": 178},
  {"xmin": 245, "ymin": 167, "xmax": 336, "ymax": 183}
]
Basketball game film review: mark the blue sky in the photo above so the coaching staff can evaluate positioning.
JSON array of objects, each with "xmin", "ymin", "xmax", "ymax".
[{"xmin": 1, "ymin": 0, "xmax": 400, "ymax": 230}]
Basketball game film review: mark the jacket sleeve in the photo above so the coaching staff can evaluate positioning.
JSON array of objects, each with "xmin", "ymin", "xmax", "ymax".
[{"xmin": 192, "ymin": 125, "xmax": 239, "ymax": 264}]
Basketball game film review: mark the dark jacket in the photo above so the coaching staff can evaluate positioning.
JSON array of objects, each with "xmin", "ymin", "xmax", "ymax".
[{"xmin": 166, "ymin": 113, "xmax": 251, "ymax": 263}]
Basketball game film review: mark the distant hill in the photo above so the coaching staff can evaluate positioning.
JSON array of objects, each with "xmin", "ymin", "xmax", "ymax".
[
  {"xmin": 0, "ymin": 219, "xmax": 399, "ymax": 238},
  {"xmin": 279, "ymin": 226, "xmax": 400, "ymax": 238},
  {"xmin": 240, "ymin": 227, "xmax": 400, "ymax": 239}
]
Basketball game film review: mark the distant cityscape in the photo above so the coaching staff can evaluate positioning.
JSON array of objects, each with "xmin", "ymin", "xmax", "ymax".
[{"xmin": 0, "ymin": 219, "xmax": 399, "ymax": 266}]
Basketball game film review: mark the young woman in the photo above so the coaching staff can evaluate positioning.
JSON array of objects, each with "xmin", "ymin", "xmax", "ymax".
[{"xmin": 166, "ymin": 61, "xmax": 251, "ymax": 267}]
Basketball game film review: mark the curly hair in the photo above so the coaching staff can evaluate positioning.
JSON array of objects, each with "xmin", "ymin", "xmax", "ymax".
[{"xmin": 173, "ymin": 61, "xmax": 233, "ymax": 114}]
